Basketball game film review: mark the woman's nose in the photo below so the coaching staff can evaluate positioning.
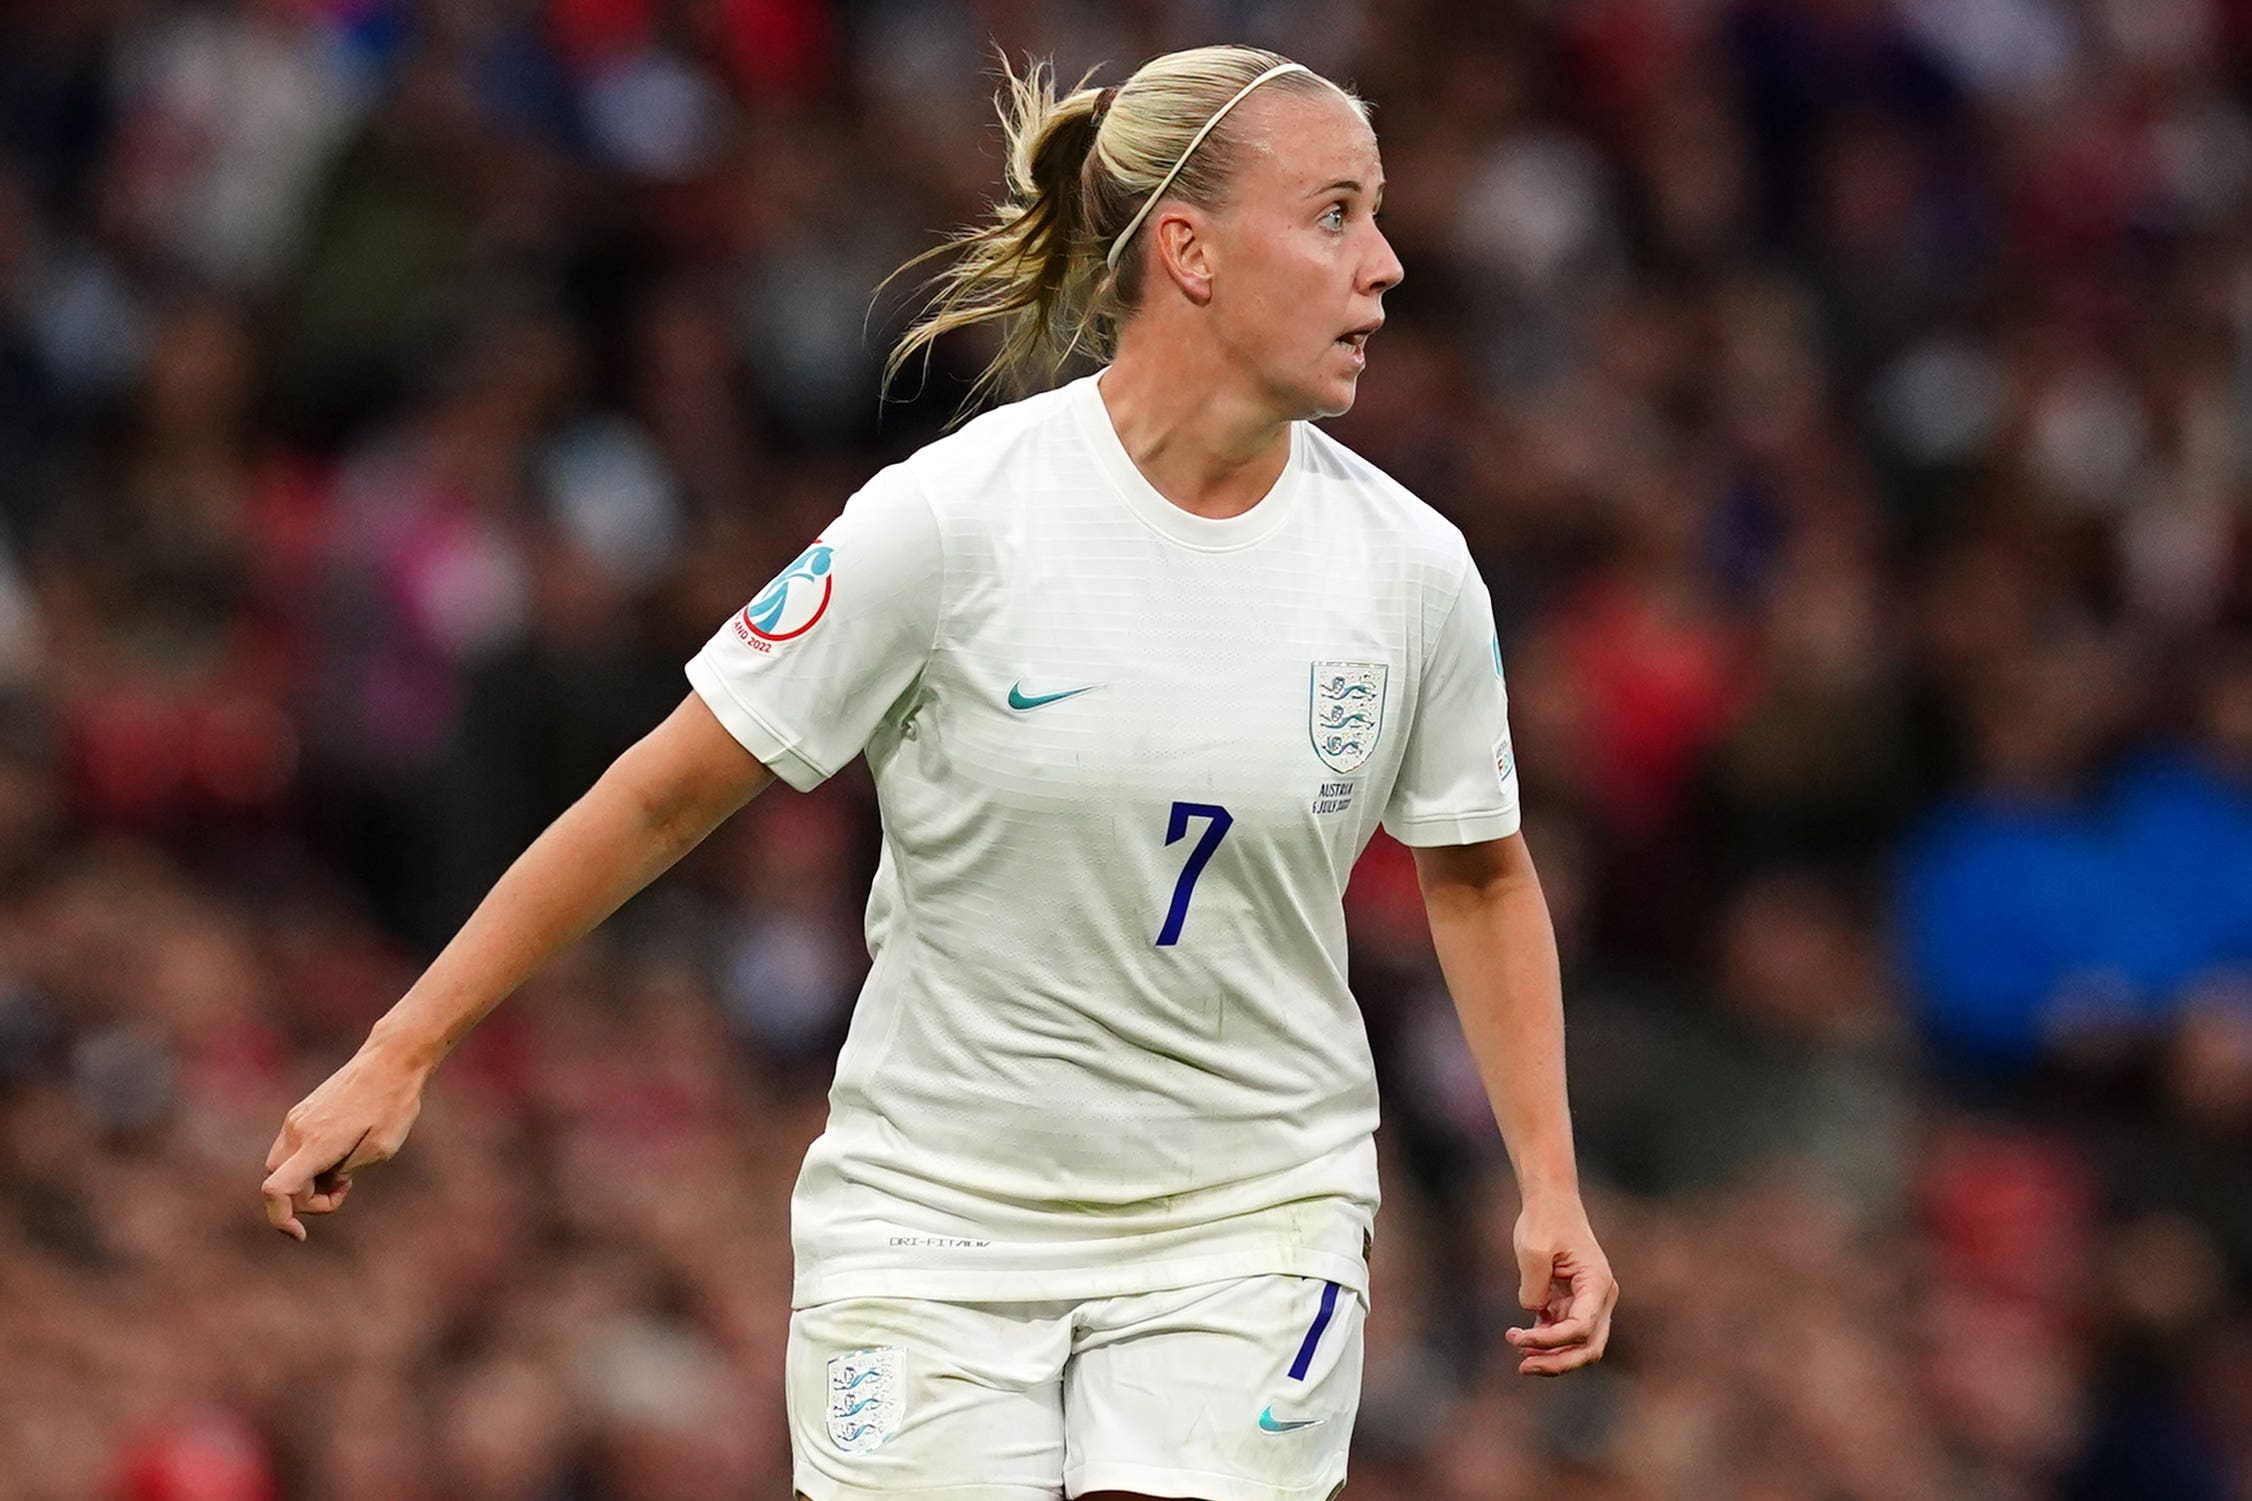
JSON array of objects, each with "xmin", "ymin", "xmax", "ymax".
[{"xmin": 1367, "ymin": 229, "xmax": 1404, "ymax": 292}]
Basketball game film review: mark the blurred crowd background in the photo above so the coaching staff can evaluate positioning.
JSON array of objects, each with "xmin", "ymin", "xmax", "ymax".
[{"xmin": 4, "ymin": 0, "xmax": 2252, "ymax": 1497}]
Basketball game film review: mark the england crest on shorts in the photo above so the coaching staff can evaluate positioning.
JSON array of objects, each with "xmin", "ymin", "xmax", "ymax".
[
  {"xmin": 1310, "ymin": 661, "xmax": 1389, "ymax": 774},
  {"xmin": 826, "ymin": 1346, "xmax": 904, "ymax": 1454}
]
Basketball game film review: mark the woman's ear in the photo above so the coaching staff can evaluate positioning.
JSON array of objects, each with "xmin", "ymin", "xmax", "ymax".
[{"xmin": 1150, "ymin": 207, "xmax": 1216, "ymax": 306}]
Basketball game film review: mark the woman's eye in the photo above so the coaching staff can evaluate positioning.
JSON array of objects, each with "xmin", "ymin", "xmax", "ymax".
[{"xmin": 1321, "ymin": 204, "xmax": 1346, "ymax": 230}]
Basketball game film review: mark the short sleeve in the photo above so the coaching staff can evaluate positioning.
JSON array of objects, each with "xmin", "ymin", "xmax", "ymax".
[
  {"xmin": 1382, "ymin": 557, "xmax": 1522, "ymax": 845},
  {"xmin": 685, "ymin": 466, "xmax": 942, "ymax": 791}
]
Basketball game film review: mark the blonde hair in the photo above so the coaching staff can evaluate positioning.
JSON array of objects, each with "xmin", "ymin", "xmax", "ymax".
[{"xmin": 881, "ymin": 45, "xmax": 1366, "ymax": 414}]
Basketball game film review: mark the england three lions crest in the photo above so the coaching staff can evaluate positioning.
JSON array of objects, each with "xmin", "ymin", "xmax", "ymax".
[
  {"xmin": 1310, "ymin": 661, "xmax": 1389, "ymax": 774},
  {"xmin": 826, "ymin": 1346, "xmax": 904, "ymax": 1453}
]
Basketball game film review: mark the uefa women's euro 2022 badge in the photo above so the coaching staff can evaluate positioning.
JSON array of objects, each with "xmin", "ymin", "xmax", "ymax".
[
  {"xmin": 1309, "ymin": 661, "xmax": 1388, "ymax": 775},
  {"xmin": 826, "ymin": 1346, "xmax": 904, "ymax": 1453},
  {"xmin": 734, "ymin": 540, "xmax": 834, "ymax": 654}
]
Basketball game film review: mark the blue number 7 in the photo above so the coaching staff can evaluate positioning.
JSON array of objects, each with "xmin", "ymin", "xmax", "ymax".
[{"xmin": 1156, "ymin": 801, "xmax": 1233, "ymax": 947}]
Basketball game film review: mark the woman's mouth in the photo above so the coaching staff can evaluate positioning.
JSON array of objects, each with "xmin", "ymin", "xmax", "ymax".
[{"xmin": 1336, "ymin": 320, "xmax": 1382, "ymax": 366}]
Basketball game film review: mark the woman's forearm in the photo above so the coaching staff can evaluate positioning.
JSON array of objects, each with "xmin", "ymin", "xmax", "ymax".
[
  {"xmin": 1418, "ymin": 843, "xmax": 1579, "ymax": 1200},
  {"xmin": 366, "ymin": 698, "xmax": 771, "ymax": 1075}
]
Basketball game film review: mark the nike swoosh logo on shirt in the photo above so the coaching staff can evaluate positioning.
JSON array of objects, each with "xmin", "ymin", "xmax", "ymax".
[
  {"xmin": 1007, "ymin": 683, "xmax": 1097, "ymax": 711},
  {"xmin": 1258, "ymin": 1406, "xmax": 1325, "ymax": 1434}
]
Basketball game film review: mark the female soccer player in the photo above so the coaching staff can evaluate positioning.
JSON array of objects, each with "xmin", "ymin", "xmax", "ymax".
[{"xmin": 263, "ymin": 44, "xmax": 1616, "ymax": 1501}]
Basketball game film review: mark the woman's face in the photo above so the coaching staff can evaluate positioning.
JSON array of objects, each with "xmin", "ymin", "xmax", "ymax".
[{"xmin": 1192, "ymin": 88, "xmax": 1403, "ymax": 420}]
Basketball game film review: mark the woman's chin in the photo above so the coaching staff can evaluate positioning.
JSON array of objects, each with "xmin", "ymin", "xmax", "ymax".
[
  {"xmin": 1311, "ymin": 373, "xmax": 1362, "ymax": 420},
  {"xmin": 1266, "ymin": 362, "xmax": 1362, "ymax": 422}
]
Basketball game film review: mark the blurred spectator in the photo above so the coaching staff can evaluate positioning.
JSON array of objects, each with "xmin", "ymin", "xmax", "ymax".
[{"xmin": 1573, "ymin": 870, "xmax": 1917, "ymax": 1220}]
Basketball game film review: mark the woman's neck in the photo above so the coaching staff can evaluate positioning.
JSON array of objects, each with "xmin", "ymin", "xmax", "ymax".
[{"xmin": 1096, "ymin": 341, "xmax": 1293, "ymax": 519}]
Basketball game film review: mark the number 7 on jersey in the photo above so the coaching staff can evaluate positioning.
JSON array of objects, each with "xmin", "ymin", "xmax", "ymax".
[{"xmin": 1156, "ymin": 801, "xmax": 1233, "ymax": 947}]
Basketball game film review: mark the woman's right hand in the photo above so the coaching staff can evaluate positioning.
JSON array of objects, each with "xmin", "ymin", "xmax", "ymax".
[{"xmin": 261, "ymin": 1035, "xmax": 430, "ymax": 1241}]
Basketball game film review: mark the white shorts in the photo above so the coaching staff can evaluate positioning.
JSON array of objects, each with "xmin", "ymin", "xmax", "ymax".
[{"xmin": 786, "ymin": 1275, "xmax": 1364, "ymax": 1501}]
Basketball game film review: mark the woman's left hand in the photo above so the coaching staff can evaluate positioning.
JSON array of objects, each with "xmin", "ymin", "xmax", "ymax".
[{"xmin": 1505, "ymin": 1190, "xmax": 1617, "ymax": 1376}]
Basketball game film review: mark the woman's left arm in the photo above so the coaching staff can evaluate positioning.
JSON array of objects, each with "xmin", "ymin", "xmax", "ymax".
[{"xmin": 1413, "ymin": 833, "xmax": 1618, "ymax": 1376}]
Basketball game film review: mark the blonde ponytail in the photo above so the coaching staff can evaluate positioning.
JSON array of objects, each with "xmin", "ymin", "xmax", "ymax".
[{"xmin": 880, "ymin": 46, "xmax": 1362, "ymax": 416}]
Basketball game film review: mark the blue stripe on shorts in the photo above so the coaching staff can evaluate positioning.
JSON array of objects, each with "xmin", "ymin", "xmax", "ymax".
[{"xmin": 1287, "ymin": 1279, "xmax": 1342, "ymax": 1381}]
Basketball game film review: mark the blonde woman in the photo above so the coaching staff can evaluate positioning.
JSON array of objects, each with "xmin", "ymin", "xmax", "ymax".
[{"xmin": 264, "ymin": 44, "xmax": 1616, "ymax": 1501}]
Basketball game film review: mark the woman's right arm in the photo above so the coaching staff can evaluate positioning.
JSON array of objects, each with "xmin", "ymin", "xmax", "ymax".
[{"xmin": 260, "ymin": 691, "xmax": 774, "ymax": 1239}]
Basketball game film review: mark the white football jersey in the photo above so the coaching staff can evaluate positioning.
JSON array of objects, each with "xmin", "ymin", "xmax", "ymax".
[{"xmin": 687, "ymin": 373, "xmax": 1519, "ymax": 1306}]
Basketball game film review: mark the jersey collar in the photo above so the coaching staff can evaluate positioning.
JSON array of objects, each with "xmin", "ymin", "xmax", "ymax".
[{"xmin": 1071, "ymin": 373, "xmax": 1307, "ymax": 552}]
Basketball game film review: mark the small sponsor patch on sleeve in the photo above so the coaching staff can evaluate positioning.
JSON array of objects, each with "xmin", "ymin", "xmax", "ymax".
[{"xmin": 738, "ymin": 540, "xmax": 835, "ymax": 645}]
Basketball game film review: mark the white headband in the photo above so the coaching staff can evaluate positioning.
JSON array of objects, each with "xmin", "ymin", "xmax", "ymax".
[{"xmin": 1103, "ymin": 62, "xmax": 1312, "ymax": 272}]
